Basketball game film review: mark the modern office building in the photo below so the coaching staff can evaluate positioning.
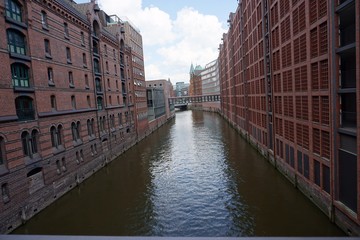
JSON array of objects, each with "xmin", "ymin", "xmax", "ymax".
[
  {"xmin": 0, "ymin": 0, "xmax": 148, "ymax": 233},
  {"xmin": 175, "ymin": 81, "xmax": 189, "ymax": 97},
  {"xmin": 219, "ymin": 0, "xmax": 359, "ymax": 235},
  {"xmin": 201, "ymin": 59, "xmax": 221, "ymax": 112},
  {"xmin": 146, "ymin": 79, "xmax": 175, "ymax": 122}
]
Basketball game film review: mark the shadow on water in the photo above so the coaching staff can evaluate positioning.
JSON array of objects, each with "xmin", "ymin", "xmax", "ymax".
[{"xmin": 14, "ymin": 111, "xmax": 344, "ymax": 236}]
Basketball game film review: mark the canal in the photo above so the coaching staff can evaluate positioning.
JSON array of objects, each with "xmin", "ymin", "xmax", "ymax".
[{"xmin": 14, "ymin": 111, "xmax": 344, "ymax": 237}]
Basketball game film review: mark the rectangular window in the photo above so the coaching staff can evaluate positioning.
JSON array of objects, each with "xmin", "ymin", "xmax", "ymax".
[
  {"xmin": 0, "ymin": 137, "xmax": 5, "ymax": 166},
  {"xmin": 64, "ymin": 22, "xmax": 69, "ymax": 38},
  {"xmin": 83, "ymin": 53, "xmax": 87, "ymax": 67},
  {"xmin": 48, "ymin": 68, "xmax": 54, "ymax": 83},
  {"xmin": 44, "ymin": 39, "xmax": 51, "ymax": 57},
  {"xmin": 41, "ymin": 11, "xmax": 48, "ymax": 28},
  {"xmin": 69, "ymin": 72, "xmax": 74, "ymax": 87},
  {"xmin": 314, "ymin": 160, "xmax": 320, "ymax": 186},
  {"xmin": 303, "ymin": 154, "xmax": 309, "ymax": 179},
  {"xmin": 5, "ymin": 0, "xmax": 22, "ymax": 22},
  {"xmin": 66, "ymin": 47, "xmax": 71, "ymax": 63},
  {"xmin": 51, "ymin": 95, "xmax": 56, "ymax": 110},
  {"xmin": 322, "ymin": 165, "xmax": 330, "ymax": 194},
  {"xmin": 71, "ymin": 96, "xmax": 76, "ymax": 109},
  {"xmin": 85, "ymin": 74, "xmax": 89, "ymax": 88}
]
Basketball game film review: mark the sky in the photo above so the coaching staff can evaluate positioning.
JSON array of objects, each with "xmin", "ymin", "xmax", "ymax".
[{"xmin": 77, "ymin": 0, "xmax": 238, "ymax": 83}]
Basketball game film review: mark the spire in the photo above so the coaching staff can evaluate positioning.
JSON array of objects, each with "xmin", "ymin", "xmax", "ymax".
[{"xmin": 189, "ymin": 63, "xmax": 194, "ymax": 74}]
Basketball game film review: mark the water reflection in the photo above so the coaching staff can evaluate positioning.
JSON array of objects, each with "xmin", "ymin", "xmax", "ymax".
[{"xmin": 14, "ymin": 111, "xmax": 344, "ymax": 236}]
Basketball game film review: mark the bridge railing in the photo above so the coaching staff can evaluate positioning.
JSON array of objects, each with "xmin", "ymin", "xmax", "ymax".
[{"xmin": 169, "ymin": 95, "xmax": 220, "ymax": 105}]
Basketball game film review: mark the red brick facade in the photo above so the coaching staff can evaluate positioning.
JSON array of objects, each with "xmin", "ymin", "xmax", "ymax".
[
  {"xmin": 0, "ymin": 0, "xmax": 149, "ymax": 233},
  {"xmin": 219, "ymin": 0, "xmax": 359, "ymax": 235}
]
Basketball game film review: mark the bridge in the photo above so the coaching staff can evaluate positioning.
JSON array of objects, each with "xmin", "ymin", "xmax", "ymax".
[{"xmin": 169, "ymin": 95, "xmax": 220, "ymax": 110}]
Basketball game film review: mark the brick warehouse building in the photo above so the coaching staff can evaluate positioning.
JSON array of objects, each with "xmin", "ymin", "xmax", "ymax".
[
  {"xmin": 0, "ymin": 0, "xmax": 147, "ymax": 233},
  {"xmin": 219, "ymin": 0, "xmax": 359, "ymax": 235}
]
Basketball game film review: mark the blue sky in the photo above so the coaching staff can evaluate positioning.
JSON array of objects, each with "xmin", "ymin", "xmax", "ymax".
[{"xmin": 77, "ymin": 0, "xmax": 238, "ymax": 83}]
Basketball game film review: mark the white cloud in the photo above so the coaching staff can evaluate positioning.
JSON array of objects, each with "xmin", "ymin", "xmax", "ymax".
[{"xmin": 98, "ymin": 0, "xmax": 226, "ymax": 83}]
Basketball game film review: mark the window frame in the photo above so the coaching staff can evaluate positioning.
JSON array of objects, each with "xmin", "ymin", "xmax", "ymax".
[
  {"xmin": 5, "ymin": 0, "xmax": 22, "ymax": 22},
  {"xmin": 41, "ymin": 11, "xmax": 48, "ymax": 28},
  {"xmin": 7, "ymin": 29, "xmax": 26, "ymax": 55},
  {"xmin": 11, "ymin": 63, "xmax": 29, "ymax": 88}
]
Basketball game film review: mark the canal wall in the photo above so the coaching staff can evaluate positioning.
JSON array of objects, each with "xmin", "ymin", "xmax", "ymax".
[
  {"xmin": 205, "ymin": 109, "xmax": 358, "ymax": 236},
  {"xmin": 2, "ymin": 116, "xmax": 174, "ymax": 234}
]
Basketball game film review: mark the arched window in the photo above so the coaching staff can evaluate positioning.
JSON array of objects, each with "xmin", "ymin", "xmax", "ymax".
[
  {"xmin": 11, "ymin": 63, "xmax": 29, "ymax": 88},
  {"xmin": 87, "ymin": 119, "xmax": 92, "ymax": 136},
  {"xmin": 50, "ymin": 125, "xmax": 63, "ymax": 148},
  {"xmin": 7, "ymin": 29, "xmax": 26, "ymax": 55},
  {"xmin": 5, "ymin": 0, "xmax": 22, "ymax": 22},
  {"xmin": 21, "ymin": 130, "xmax": 38, "ymax": 158},
  {"xmin": 15, "ymin": 96, "xmax": 34, "ymax": 120},
  {"xmin": 93, "ymin": 20, "xmax": 100, "ymax": 37},
  {"xmin": 71, "ymin": 122, "xmax": 80, "ymax": 141}
]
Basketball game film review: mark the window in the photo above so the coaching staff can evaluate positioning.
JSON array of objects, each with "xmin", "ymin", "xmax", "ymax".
[
  {"xmin": 87, "ymin": 95, "xmax": 91, "ymax": 107},
  {"xmin": 50, "ymin": 125, "xmax": 63, "ymax": 148},
  {"xmin": 64, "ymin": 22, "xmax": 69, "ymax": 38},
  {"xmin": 107, "ymin": 79, "xmax": 110, "ymax": 89},
  {"xmin": 117, "ymin": 96, "xmax": 120, "ymax": 105},
  {"xmin": 114, "ymin": 64, "xmax": 117, "ymax": 75},
  {"xmin": 15, "ymin": 96, "xmax": 34, "ymax": 120},
  {"xmin": 41, "ymin": 11, "xmax": 48, "ymax": 28},
  {"xmin": 95, "ymin": 78, "xmax": 102, "ymax": 92},
  {"xmin": 5, "ymin": 0, "xmax": 22, "ymax": 22},
  {"xmin": 66, "ymin": 47, "xmax": 71, "ymax": 63},
  {"xmin": 97, "ymin": 97, "xmax": 103, "ymax": 110},
  {"xmin": 80, "ymin": 31, "xmax": 85, "ymax": 46},
  {"xmin": 82, "ymin": 53, "xmax": 87, "ymax": 67},
  {"xmin": 85, "ymin": 74, "xmax": 89, "ymax": 88},
  {"xmin": 104, "ymin": 44, "xmax": 107, "ymax": 55},
  {"xmin": 0, "ymin": 137, "xmax": 5, "ymax": 166},
  {"xmin": 50, "ymin": 95, "xmax": 56, "ymax": 110},
  {"xmin": 56, "ymin": 160, "xmax": 61, "ymax": 174},
  {"xmin": 11, "ymin": 63, "xmax": 29, "ymax": 88},
  {"xmin": 44, "ymin": 39, "xmax": 51, "ymax": 57},
  {"xmin": 116, "ymin": 80, "xmax": 119, "ymax": 90},
  {"xmin": 94, "ymin": 59, "xmax": 100, "ymax": 73},
  {"xmin": 71, "ymin": 122, "xmax": 81, "ymax": 141},
  {"xmin": 7, "ymin": 29, "xmax": 26, "ymax": 55},
  {"xmin": 71, "ymin": 95, "xmax": 76, "ymax": 109},
  {"xmin": 109, "ymin": 96, "xmax": 112, "ymax": 105},
  {"xmin": 87, "ymin": 119, "xmax": 93, "ymax": 136},
  {"xmin": 47, "ymin": 67, "xmax": 54, "ymax": 84},
  {"xmin": 93, "ymin": 40, "xmax": 99, "ymax": 54},
  {"xmin": 21, "ymin": 130, "xmax": 38, "ymax": 158},
  {"xmin": 1, "ymin": 183, "xmax": 10, "ymax": 203},
  {"xmin": 106, "ymin": 61, "xmax": 109, "ymax": 72},
  {"xmin": 113, "ymin": 49, "xmax": 116, "ymax": 59},
  {"xmin": 68, "ymin": 71, "xmax": 74, "ymax": 87}
]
